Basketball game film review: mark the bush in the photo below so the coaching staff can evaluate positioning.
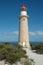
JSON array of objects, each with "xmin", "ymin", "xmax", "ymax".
[
  {"xmin": 0, "ymin": 42, "xmax": 27, "ymax": 64},
  {"xmin": 31, "ymin": 42, "xmax": 43, "ymax": 54}
]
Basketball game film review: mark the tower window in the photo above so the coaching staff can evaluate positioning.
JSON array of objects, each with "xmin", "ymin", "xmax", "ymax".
[{"xmin": 23, "ymin": 18, "xmax": 25, "ymax": 21}]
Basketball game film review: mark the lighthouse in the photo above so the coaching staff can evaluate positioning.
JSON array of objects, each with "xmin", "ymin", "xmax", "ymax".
[{"xmin": 19, "ymin": 5, "xmax": 30, "ymax": 48}]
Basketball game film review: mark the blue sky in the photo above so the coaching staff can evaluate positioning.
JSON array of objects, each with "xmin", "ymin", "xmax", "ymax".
[{"xmin": 0, "ymin": 0, "xmax": 43, "ymax": 42}]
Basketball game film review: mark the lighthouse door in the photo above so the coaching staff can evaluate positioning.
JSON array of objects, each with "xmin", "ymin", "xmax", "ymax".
[{"xmin": 23, "ymin": 42, "xmax": 26, "ymax": 47}]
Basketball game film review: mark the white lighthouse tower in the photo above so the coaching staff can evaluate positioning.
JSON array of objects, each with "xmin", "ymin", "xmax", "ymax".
[{"xmin": 19, "ymin": 5, "xmax": 30, "ymax": 48}]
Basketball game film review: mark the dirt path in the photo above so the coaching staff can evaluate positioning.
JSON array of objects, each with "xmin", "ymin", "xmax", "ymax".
[{"xmin": 24, "ymin": 48, "xmax": 43, "ymax": 65}]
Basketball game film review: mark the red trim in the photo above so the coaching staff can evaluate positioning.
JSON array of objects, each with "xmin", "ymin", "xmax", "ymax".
[{"xmin": 21, "ymin": 5, "xmax": 26, "ymax": 8}]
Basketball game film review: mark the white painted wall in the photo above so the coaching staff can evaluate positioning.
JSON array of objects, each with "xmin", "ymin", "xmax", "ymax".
[{"xmin": 21, "ymin": 11, "xmax": 27, "ymax": 15}]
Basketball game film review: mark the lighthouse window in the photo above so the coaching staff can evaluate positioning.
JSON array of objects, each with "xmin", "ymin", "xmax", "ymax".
[
  {"xmin": 23, "ymin": 18, "xmax": 25, "ymax": 21},
  {"xmin": 21, "ymin": 18, "xmax": 25, "ymax": 21}
]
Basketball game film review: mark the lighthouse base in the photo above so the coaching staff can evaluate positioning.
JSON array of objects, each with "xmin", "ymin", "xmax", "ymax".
[{"xmin": 19, "ymin": 42, "xmax": 30, "ymax": 48}]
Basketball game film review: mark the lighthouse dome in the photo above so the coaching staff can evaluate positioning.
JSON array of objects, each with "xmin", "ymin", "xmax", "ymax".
[
  {"xmin": 21, "ymin": 5, "xmax": 27, "ymax": 11},
  {"xmin": 21, "ymin": 5, "xmax": 26, "ymax": 8}
]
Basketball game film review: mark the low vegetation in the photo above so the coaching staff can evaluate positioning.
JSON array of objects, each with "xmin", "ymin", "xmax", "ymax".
[
  {"xmin": 0, "ymin": 42, "xmax": 28, "ymax": 64},
  {"xmin": 0, "ymin": 42, "xmax": 42, "ymax": 65},
  {"xmin": 31, "ymin": 42, "xmax": 43, "ymax": 54}
]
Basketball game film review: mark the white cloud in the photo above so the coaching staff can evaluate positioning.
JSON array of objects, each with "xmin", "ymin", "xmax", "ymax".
[
  {"xmin": 3, "ymin": 31, "xmax": 19, "ymax": 35},
  {"xmin": 29, "ymin": 31, "xmax": 36, "ymax": 36},
  {"xmin": 37, "ymin": 31, "xmax": 43, "ymax": 35},
  {"xmin": 3, "ymin": 31, "xmax": 43, "ymax": 36},
  {"xmin": 12, "ymin": 31, "xmax": 19, "ymax": 35},
  {"xmin": 29, "ymin": 31, "xmax": 43, "ymax": 36}
]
